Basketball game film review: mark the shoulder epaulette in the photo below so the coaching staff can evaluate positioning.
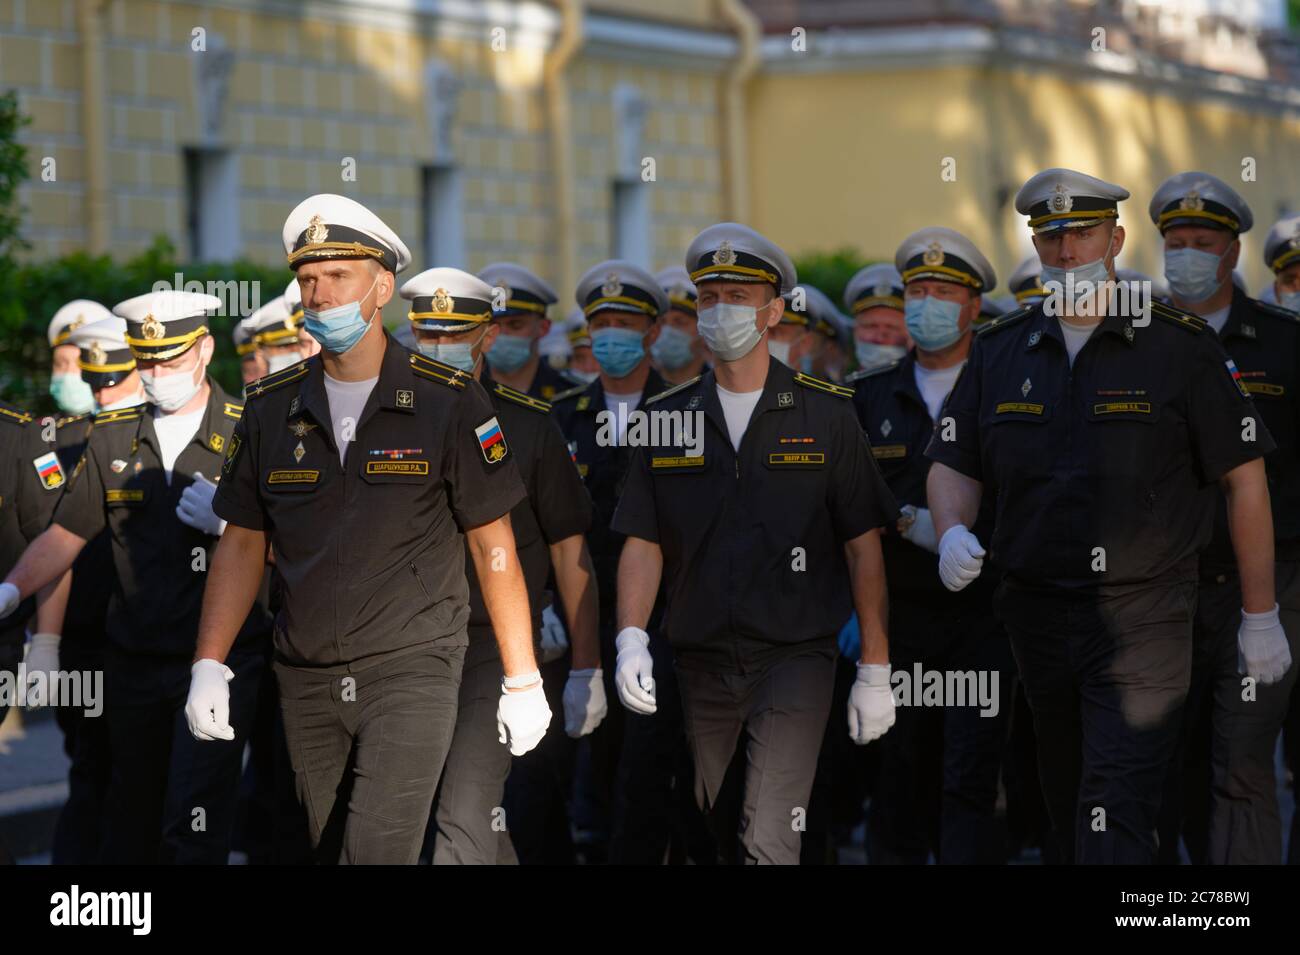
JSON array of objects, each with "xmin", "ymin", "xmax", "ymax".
[
  {"xmin": 793, "ymin": 372, "xmax": 853, "ymax": 399},
  {"xmin": 246, "ymin": 360, "xmax": 310, "ymax": 398},
  {"xmin": 1150, "ymin": 300, "xmax": 1206, "ymax": 334},
  {"xmin": 93, "ymin": 405, "xmax": 144, "ymax": 425},
  {"xmin": 0, "ymin": 405, "xmax": 33, "ymax": 426},
  {"xmin": 222, "ymin": 401, "xmax": 244, "ymax": 420},
  {"xmin": 408, "ymin": 353, "xmax": 469, "ymax": 389},
  {"xmin": 645, "ymin": 374, "xmax": 702, "ymax": 406},
  {"xmin": 974, "ymin": 305, "xmax": 1032, "ymax": 336},
  {"xmin": 1253, "ymin": 299, "xmax": 1300, "ymax": 324},
  {"xmin": 550, "ymin": 382, "xmax": 592, "ymax": 404},
  {"xmin": 844, "ymin": 361, "xmax": 900, "ymax": 384},
  {"xmin": 56, "ymin": 412, "xmax": 91, "ymax": 428},
  {"xmin": 493, "ymin": 382, "xmax": 551, "ymax": 414}
]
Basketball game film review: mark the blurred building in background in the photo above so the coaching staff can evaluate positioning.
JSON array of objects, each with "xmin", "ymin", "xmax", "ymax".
[{"xmin": 4, "ymin": 0, "xmax": 1300, "ymax": 296}]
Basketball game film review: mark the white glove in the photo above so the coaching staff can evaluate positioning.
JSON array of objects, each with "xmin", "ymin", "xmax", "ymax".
[
  {"xmin": 23, "ymin": 632, "xmax": 61, "ymax": 709},
  {"xmin": 497, "ymin": 672, "xmax": 552, "ymax": 756},
  {"xmin": 614, "ymin": 627, "xmax": 657, "ymax": 715},
  {"xmin": 0, "ymin": 582, "xmax": 20, "ymax": 620},
  {"xmin": 899, "ymin": 505, "xmax": 939, "ymax": 554},
  {"xmin": 539, "ymin": 604, "xmax": 569, "ymax": 664},
  {"xmin": 185, "ymin": 659, "xmax": 235, "ymax": 741},
  {"xmin": 847, "ymin": 663, "xmax": 896, "ymax": 744},
  {"xmin": 563, "ymin": 667, "xmax": 607, "ymax": 738},
  {"xmin": 938, "ymin": 523, "xmax": 985, "ymax": 592},
  {"xmin": 1238, "ymin": 604, "xmax": 1293, "ymax": 685},
  {"xmin": 176, "ymin": 471, "xmax": 226, "ymax": 536}
]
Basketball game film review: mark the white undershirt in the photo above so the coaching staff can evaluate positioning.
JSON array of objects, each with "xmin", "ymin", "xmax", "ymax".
[
  {"xmin": 603, "ymin": 390, "xmax": 642, "ymax": 444},
  {"xmin": 913, "ymin": 361, "xmax": 965, "ymax": 422},
  {"xmin": 1201, "ymin": 304, "xmax": 1232, "ymax": 335},
  {"xmin": 715, "ymin": 383, "xmax": 763, "ymax": 451},
  {"xmin": 1057, "ymin": 319, "xmax": 1098, "ymax": 367},
  {"xmin": 323, "ymin": 372, "xmax": 379, "ymax": 465},
  {"xmin": 152, "ymin": 405, "xmax": 205, "ymax": 484}
]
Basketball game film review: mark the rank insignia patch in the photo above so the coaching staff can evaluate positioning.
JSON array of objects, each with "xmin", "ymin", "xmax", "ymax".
[
  {"xmin": 209, "ymin": 433, "xmax": 224, "ymax": 453},
  {"xmin": 396, "ymin": 389, "xmax": 414, "ymax": 409},
  {"xmin": 33, "ymin": 451, "xmax": 65, "ymax": 490},
  {"xmin": 475, "ymin": 417, "xmax": 508, "ymax": 463}
]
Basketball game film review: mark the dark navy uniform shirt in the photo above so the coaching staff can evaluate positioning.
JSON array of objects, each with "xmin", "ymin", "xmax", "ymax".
[
  {"xmin": 612, "ymin": 357, "xmax": 898, "ymax": 671},
  {"xmin": 925, "ymin": 301, "xmax": 1274, "ymax": 595},
  {"xmin": 214, "ymin": 337, "xmax": 526, "ymax": 671}
]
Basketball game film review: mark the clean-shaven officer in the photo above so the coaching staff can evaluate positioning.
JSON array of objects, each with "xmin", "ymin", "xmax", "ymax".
[
  {"xmin": 396, "ymin": 266, "xmax": 602, "ymax": 864},
  {"xmin": 187, "ymin": 194, "xmax": 549, "ymax": 864},
  {"xmin": 925, "ymin": 168, "xmax": 1282, "ymax": 864},
  {"xmin": 612, "ymin": 223, "xmax": 899, "ymax": 864},
  {"xmin": 1148, "ymin": 172, "xmax": 1298, "ymax": 864}
]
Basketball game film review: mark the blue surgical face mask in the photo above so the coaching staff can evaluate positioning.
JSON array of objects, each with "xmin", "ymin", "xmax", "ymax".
[
  {"xmin": 904, "ymin": 295, "xmax": 965, "ymax": 351},
  {"xmin": 854, "ymin": 340, "xmax": 907, "ymax": 371},
  {"xmin": 303, "ymin": 273, "xmax": 380, "ymax": 355},
  {"xmin": 50, "ymin": 372, "xmax": 96, "ymax": 415},
  {"xmin": 1164, "ymin": 246, "xmax": 1227, "ymax": 303},
  {"xmin": 1040, "ymin": 237, "xmax": 1116, "ymax": 305},
  {"xmin": 799, "ymin": 353, "xmax": 815, "ymax": 375},
  {"xmin": 485, "ymin": 331, "xmax": 534, "ymax": 374},
  {"xmin": 591, "ymin": 326, "xmax": 646, "ymax": 378},
  {"xmin": 1280, "ymin": 289, "xmax": 1300, "ymax": 314},
  {"xmin": 650, "ymin": 324, "xmax": 696, "ymax": 370},
  {"xmin": 416, "ymin": 326, "xmax": 490, "ymax": 374}
]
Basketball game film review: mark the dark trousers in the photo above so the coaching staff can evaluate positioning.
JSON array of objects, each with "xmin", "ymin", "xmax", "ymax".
[
  {"xmin": 52, "ymin": 642, "xmax": 112, "ymax": 865},
  {"xmin": 868, "ymin": 600, "xmax": 1013, "ymax": 864},
  {"xmin": 998, "ymin": 582, "xmax": 1193, "ymax": 864},
  {"xmin": 274, "ymin": 643, "xmax": 465, "ymax": 865},
  {"xmin": 98, "ymin": 648, "xmax": 265, "ymax": 864},
  {"xmin": 571, "ymin": 627, "xmax": 697, "ymax": 864},
  {"xmin": 430, "ymin": 640, "xmax": 515, "ymax": 865},
  {"xmin": 676, "ymin": 645, "xmax": 835, "ymax": 865},
  {"xmin": 502, "ymin": 654, "xmax": 575, "ymax": 864},
  {"xmin": 1160, "ymin": 562, "xmax": 1300, "ymax": 864}
]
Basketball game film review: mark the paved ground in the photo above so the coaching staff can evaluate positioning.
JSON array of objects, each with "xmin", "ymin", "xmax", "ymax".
[{"xmin": 1, "ymin": 704, "xmax": 1294, "ymax": 864}]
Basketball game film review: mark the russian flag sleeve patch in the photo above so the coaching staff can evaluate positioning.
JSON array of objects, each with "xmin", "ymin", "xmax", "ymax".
[{"xmin": 474, "ymin": 416, "xmax": 508, "ymax": 463}]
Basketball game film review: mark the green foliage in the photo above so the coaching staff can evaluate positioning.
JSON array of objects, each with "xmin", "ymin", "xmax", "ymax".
[
  {"xmin": 792, "ymin": 247, "xmax": 880, "ymax": 311},
  {"xmin": 0, "ymin": 236, "xmax": 293, "ymax": 410},
  {"xmin": 0, "ymin": 89, "xmax": 29, "ymax": 263}
]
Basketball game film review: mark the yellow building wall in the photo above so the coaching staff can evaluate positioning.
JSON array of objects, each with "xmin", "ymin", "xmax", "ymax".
[
  {"xmin": 5, "ymin": 0, "xmax": 728, "ymax": 304},
  {"xmin": 749, "ymin": 63, "xmax": 1300, "ymax": 294}
]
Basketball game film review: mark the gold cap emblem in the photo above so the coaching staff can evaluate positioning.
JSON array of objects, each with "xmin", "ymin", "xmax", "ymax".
[
  {"xmin": 1050, "ymin": 183, "xmax": 1073, "ymax": 213},
  {"xmin": 601, "ymin": 272, "xmax": 623, "ymax": 298},
  {"xmin": 141, "ymin": 313, "xmax": 165, "ymax": 340},
  {"xmin": 873, "ymin": 281, "xmax": 891, "ymax": 297},
  {"xmin": 713, "ymin": 240, "xmax": 737, "ymax": 267},
  {"xmin": 88, "ymin": 342, "xmax": 107, "ymax": 366},
  {"xmin": 432, "ymin": 288, "xmax": 453, "ymax": 313},
  {"xmin": 922, "ymin": 241, "xmax": 945, "ymax": 267},
  {"xmin": 69, "ymin": 314, "xmax": 86, "ymax": 333},
  {"xmin": 1179, "ymin": 188, "xmax": 1204, "ymax": 212},
  {"xmin": 306, "ymin": 214, "xmax": 329, "ymax": 245}
]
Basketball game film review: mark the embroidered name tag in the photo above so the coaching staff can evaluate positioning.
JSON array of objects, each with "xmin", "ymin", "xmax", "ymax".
[
  {"xmin": 995, "ymin": 402, "xmax": 1044, "ymax": 415},
  {"xmin": 651, "ymin": 456, "xmax": 704, "ymax": 469},
  {"xmin": 105, "ymin": 489, "xmax": 144, "ymax": 503},
  {"xmin": 768, "ymin": 452, "xmax": 825, "ymax": 465},
  {"xmin": 365, "ymin": 460, "xmax": 429, "ymax": 476},
  {"xmin": 1093, "ymin": 401, "xmax": 1151, "ymax": 414},
  {"xmin": 267, "ymin": 469, "xmax": 320, "ymax": 485},
  {"xmin": 871, "ymin": 445, "xmax": 907, "ymax": 459},
  {"xmin": 1244, "ymin": 382, "xmax": 1284, "ymax": 397}
]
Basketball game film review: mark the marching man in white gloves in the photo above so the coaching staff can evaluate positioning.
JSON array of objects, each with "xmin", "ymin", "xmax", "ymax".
[
  {"xmin": 0, "ymin": 290, "xmax": 273, "ymax": 864},
  {"xmin": 395, "ymin": 266, "xmax": 603, "ymax": 864},
  {"xmin": 191, "ymin": 195, "xmax": 549, "ymax": 864},
  {"xmin": 610, "ymin": 223, "xmax": 900, "ymax": 864},
  {"xmin": 845, "ymin": 227, "xmax": 1014, "ymax": 863}
]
